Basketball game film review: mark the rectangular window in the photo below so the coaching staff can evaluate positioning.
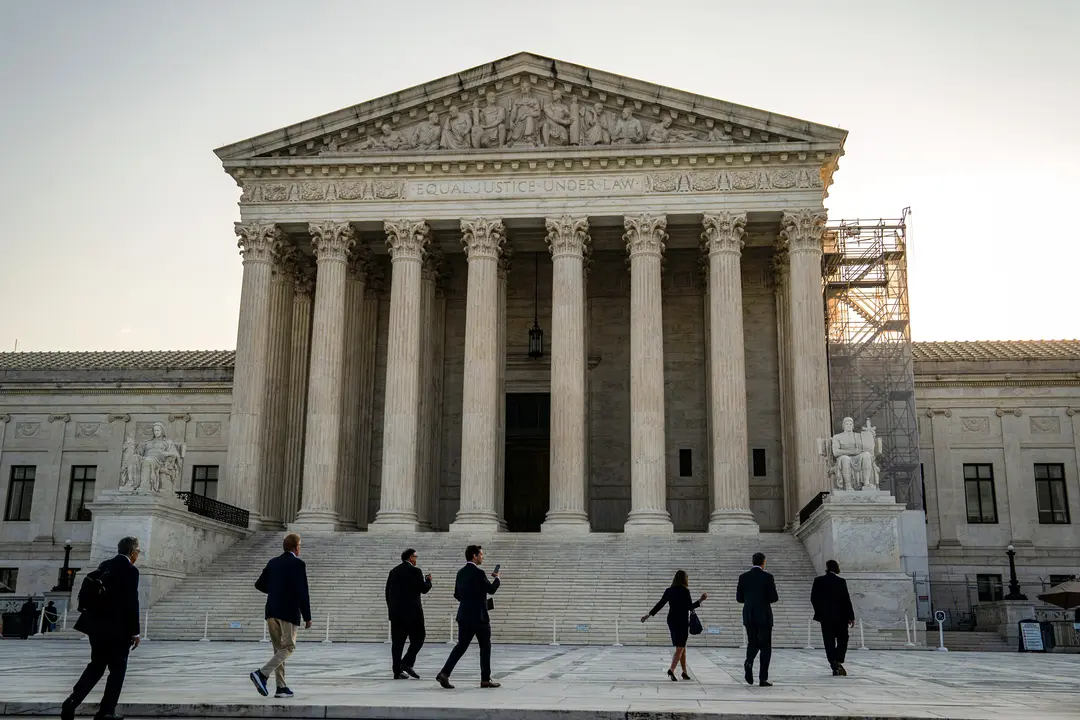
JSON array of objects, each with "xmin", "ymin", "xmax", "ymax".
[
  {"xmin": 1049, "ymin": 574, "xmax": 1075, "ymax": 588},
  {"xmin": 752, "ymin": 449, "xmax": 767, "ymax": 477},
  {"xmin": 192, "ymin": 465, "xmax": 219, "ymax": 499},
  {"xmin": 678, "ymin": 449, "xmax": 692, "ymax": 478},
  {"xmin": 67, "ymin": 466, "xmax": 96, "ymax": 522},
  {"xmin": 1034, "ymin": 463, "xmax": 1070, "ymax": 524},
  {"xmin": 963, "ymin": 463, "xmax": 997, "ymax": 524},
  {"xmin": 5, "ymin": 466, "xmax": 35, "ymax": 521},
  {"xmin": 0, "ymin": 568, "xmax": 17, "ymax": 593},
  {"xmin": 976, "ymin": 574, "xmax": 1004, "ymax": 602}
]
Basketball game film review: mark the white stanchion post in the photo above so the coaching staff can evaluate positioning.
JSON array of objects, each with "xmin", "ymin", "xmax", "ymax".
[
  {"xmin": 936, "ymin": 624, "xmax": 948, "ymax": 651},
  {"xmin": 260, "ymin": 621, "xmax": 268, "ymax": 643},
  {"xmin": 804, "ymin": 618, "xmax": 814, "ymax": 649},
  {"xmin": 322, "ymin": 613, "xmax": 332, "ymax": 644},
  {"xmin": 447, "ymin": 614, "xmax": 454, "ymax": 645},
  {"xmin": 549, "ymin": 618, "xmax": 560, "ymax": 646},
  {"xmin": 613, "ymin": 618, "xmax": 622, "ymax": 647},
  {"xmin": 858, "ymin": 619, "xmax": 868, "ymax": 650},
  {"xmin": 740, "ymin": 625, "xmax": 747, "ymax": 649},
  {"xmin": 61, "ymin": 609, "xmax": 68, "ymax": 631},
  {"xmin": 199, "ymin": 611, "xmax": 210, "ymax": 642},
  {"xmin": 904, "ymin": 615, "xmax": 915, "ymax": 647},
  {"xmin": 384, "ymin": 620, "xmax": 392, "ymax": 644},
  {"xmin": 34, "ymin": 604, "xmax": 46, "ymax": 638},
  {"xmin": 913, "ymin": 619, "xmax": 920, "ymax": 647},
  {"xmin": 143, "ymin": 610, "xmax": 150, "ymax": 642}
]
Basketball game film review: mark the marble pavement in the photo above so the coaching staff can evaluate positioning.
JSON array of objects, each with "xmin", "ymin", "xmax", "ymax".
[{"xmin": 1, "ymin": 641, "xmax": 1078, "ymax": 719}]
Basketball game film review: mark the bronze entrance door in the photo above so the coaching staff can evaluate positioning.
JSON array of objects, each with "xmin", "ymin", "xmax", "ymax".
[{"xmin": 504, "ymin": 393, "xmax": 550, "ymax": 532}]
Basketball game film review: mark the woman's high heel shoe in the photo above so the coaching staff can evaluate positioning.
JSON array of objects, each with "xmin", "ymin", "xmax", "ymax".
[
  {"xmin": 681, "ymin": 672, "xmax": 691, "ymax": 680},
  {"xmin": 667, "ymin": 669, "xmax": 678, "ymax": 681}
]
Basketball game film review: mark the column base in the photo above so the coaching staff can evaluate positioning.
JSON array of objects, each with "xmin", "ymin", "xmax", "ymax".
[
  {"xmin": 253, "ymin": 515, "xmax": 285, "ymax": 532},
  {"xmin": 369, "ymin": 510, "xmax": 424, "ymax": 533},
  {"xmin": 624, "ymin": 510, "xmax": 674, "ymax": 534},
  {"xmin": 449, "ymin": 511, "xmax": 502, "ymax": 534},
  {"xmin": 708, "ymin": 509, "xmax": 759, "ymax": 534},
  {"xmin": 289, "ymin": 509, "xmax": 342, "ymax": 533},
  {"xmin": 541, "ymin": 511, "xmax": 591, "ymax": 534}
]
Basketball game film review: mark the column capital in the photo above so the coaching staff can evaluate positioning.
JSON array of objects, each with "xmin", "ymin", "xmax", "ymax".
[
  {"xmin": 545, "ymin": 215, "xmax": 590, "ymax": 259},
  {"xmin": 780, "ymin": 209, "xmax": 827, "ymax": 254},
  {"xmin": 421, "ymin": 244, "xmax": 445, "ymax": 282},
  {"xmin": 702, "ymin": 212, "xmax": 746, "ymax": 255},
  {"xmin": 384, "ymin": 219, "xmax": 430, "ymax": 261},
  {"xmin": 272, "ymin": 241, "xmax": 299, "ymax": 278},
  {"xmin": 623, "ymin": 214, "xmax": 667, "ymax": 258},
  {"xmin": 461, "ymin": 218, "xmax": 505, "ymax": 260},
  {"xmin": 497, "ymin": 241, "xmax": 514, "ymax": 278},
  {"xmin": 308, "ymin": 221, "xmax": 356, "ymax": 262},
  {"xmin": 290, "ymin": 259, "xmax": 316, "ymax": 299},
  {"xmin": 347, "ymin": 244, "xmax": 373, "ymax": 281},
  {"xmin": 235, "ymin": 221, "xmax": 286, "ymax": 264}
]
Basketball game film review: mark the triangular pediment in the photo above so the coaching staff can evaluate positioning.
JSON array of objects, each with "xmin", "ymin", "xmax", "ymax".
[{"xmin": 215, "ymin": 52, "xmax": 846, "ymax": 162}]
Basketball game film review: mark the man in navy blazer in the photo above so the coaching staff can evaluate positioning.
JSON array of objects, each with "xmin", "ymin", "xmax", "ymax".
[
  {"xmin": 62, "ymin": 536, "xmax": 142, "ymax": 720},
  {"xmin": 811, "ymin": 559, "xmax": 856, "ymax": 676},
  {"xmin": 736, "ymin": 552, "xmax": 779, "ymax": 687},
  {"xmin": 436, "ymin": 544, "xmax": 500, "ymax": 689},
  {"xmin": 250, "ymin": 533, "xmax": 311, "ymax": 699}
]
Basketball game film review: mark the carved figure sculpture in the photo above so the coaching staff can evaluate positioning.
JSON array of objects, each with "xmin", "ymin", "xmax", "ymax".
[
  {"xmin": 824, "ymin": 417, "xmax": 881, "ymax": 491},
  {"xmin": 509, "ymin": 83, "xmax": 542, "ymax": 147},
  {"xmin": 708, "ymin": 126, "xmax": 734, "ymax": 143},
  {"xmin": 413, "ymin": 112, "xmax": 442, "ymax": 150},
  {"xmin": 358, "ymin": 123, "xmax": 409, "ymax": 151},
  {"xmin": 581, "ymin": 103, "xmax": 611, "ymax": 145},
  {"xmin": 440, "ymin": 105, "xmax": 473, "ymax": 150},
  {"xmin": 612, "ymin": 106, "xmax": 645, "ymax": 144},
  {"xmin": 120, "ymin": 422, "xmax": 184, "ymax": 494},
  {"xmin": 541, "ymin": 90, "xmax": 573, "ymax": 146},
  {"xmin": 472, "ymin": 92, "xmax": 507, "ymax": 149},
  {"xmin": 647, "ymin": 117, "xmax": 700, "ymax": 144}
]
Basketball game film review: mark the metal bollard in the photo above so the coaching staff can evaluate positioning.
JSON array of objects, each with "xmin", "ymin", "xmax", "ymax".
[
  {"xmin": 199, "ymin": 611, "xmax": 210, "ymax": 642},
  {"xmin": 804, "ymin": 617, "xmax": 814, "ymax": 649},
  {"xmin": 549, "ymin": 618, "xmax": 560, "ymax": 646}
]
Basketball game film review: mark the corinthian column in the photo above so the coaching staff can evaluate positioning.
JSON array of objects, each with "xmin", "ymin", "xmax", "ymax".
[
  {"xmin": 258, "ymin": 241, "xmax": 298, "ymax": 529},
  {"xmin": 371, "ymin": 220, "xmax": 430, "ymax": 530},
  {"xmin": 282, "ymin": 266, "xmax": 314, "ymax": 526},
  {"xmin": 416, "ymin": 246, "xmax": 444, "ymax": 530},
  {"xmin": 293, "ymin": 221, "xmax": 355, "ymax": 531},
  {"xmin": 780, "ymin": 209, "xmax": 831, "ymax": 510},
  {"xmin": 336, "ymin": 248, "xmax": 371, "ymax": 530},
  {"xmin": 451, "ymin": 217, "xmax": 505, "ymax": 533},
  {"xmin": 224, "ymin": 221, "xmax": 284, "ymax": 519},
  {"xmin": 702, "ymin": 212, "xmax": 758, "ymax": 533},
  {"xmin": 542, "ymin": 215, "xmax": 590, "ymax": 534},
  {"xmin": 623, "ymin": 214, "xmax": 673, "ymax": 533}
]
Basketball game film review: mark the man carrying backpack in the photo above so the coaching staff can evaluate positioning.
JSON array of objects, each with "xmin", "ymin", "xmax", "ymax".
[{"xmin": 62, "ymin": 536, "xmax": 142, "ymax": 720}]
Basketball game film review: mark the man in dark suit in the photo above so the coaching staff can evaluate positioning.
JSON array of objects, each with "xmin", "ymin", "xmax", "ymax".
[
  {"xmin": 62, "ymin": 536, "xmax": 142, "ymax": 720},
  {"xmin": 436, "ymin": 544, "xmax": 500, "ymax": 689},
  {"xmin": 811, "ymin": 559, "xmax": 856, "ymax": 676},
  {"xmin": 250, "ymin": 533, "xmax": 312, "ymax": 700},
  {"xmin": 736, "ymin": 552, "xmax": 779, "ymax": 687},
  {"xmin": 386, "ymin": 547, "xmax": 432, "ymax": 679}
]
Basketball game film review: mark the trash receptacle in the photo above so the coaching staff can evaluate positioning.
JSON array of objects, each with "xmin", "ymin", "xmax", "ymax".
[{"xmin": 1040, "ymin": 621, "xmax": 1056, "ymax": 651}]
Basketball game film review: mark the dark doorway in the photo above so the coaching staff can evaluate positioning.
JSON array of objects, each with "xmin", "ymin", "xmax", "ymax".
[{"xmin": 504, "ymin": 393, "xmax": 550, "ymax": 532}]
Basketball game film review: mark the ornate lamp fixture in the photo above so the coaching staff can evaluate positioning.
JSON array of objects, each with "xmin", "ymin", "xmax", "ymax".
[{"xmin": 528, "ymin": 252, "xmax": 544, "ymax": 359}]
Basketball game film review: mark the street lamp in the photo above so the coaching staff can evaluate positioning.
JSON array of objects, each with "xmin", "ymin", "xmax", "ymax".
[
  {"xmin": 1005, "ymin": 544, "xmax": 1027, "ymax": 601},
  {"xmin": 54, "ymin": 539, "xmax": 75, "ymax": 592}
]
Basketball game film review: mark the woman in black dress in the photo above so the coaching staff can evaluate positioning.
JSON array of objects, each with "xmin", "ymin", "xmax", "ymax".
[{"xmin": 641, "ymin": 570, "xmax": 707, "ymax": 681}]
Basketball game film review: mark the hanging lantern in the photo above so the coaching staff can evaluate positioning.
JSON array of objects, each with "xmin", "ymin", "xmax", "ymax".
[{"xmin": 528, "ymin": 252, "xmax": 544, "ymax": 359}]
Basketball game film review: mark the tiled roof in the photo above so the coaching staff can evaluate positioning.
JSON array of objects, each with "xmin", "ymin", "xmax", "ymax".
[
  {"xmin": 0, "ymin": 350, "xmax": 236, "ymax": 371},
  {"xmin": 912, "ymin": 341, "xmax": 1080, "ymax": 363}
]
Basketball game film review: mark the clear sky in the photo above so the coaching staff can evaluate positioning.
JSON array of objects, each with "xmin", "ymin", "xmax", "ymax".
[{"xmin": 1, "ymin": 0, "xmax": 1077, "ymax": 351}]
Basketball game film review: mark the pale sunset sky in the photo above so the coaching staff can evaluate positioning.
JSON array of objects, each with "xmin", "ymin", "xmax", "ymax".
[{"xmin": 1, "ymin": 0, "xmax": 1077, "ymax": 351}]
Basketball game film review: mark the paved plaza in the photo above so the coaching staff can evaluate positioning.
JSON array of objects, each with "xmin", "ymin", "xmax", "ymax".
[{"xmin": 0, "ymin": 640, "xmax": 1077, "ymax": 719}]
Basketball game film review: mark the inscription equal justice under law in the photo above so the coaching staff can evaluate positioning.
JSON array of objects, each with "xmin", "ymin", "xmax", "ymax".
[{"xmin": 412, "ymin": 176, "xmax": 641, "ymax": 198}]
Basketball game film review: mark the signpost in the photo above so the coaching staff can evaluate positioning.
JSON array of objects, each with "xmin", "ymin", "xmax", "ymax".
[{"xmin": 1018, "ymin": 620, "xmax": 1044, "ymax": 652}]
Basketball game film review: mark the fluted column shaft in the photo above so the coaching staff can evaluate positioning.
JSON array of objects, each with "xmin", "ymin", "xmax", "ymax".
[
  {"xmin": 258, "ymin": 244, "xmax": 297, "ymax": 529},
  {"xmin": 371, "ymin": 220, "xmax": 430, "ymax": 530},
  {"xmin": 781, "ymin": 209, "xmax": 832, "ymax": 510},
  {"xmin": 703, "ymin": 213, "xmax": 758, "ymax": 533},
  {"xmin": 415, "ymin": 249, "xmax": 442, "ymax": 530},
  {"xmin": 293, "ymin": 221, "xmax": 355, "ymax": 530},
  {"xmin": 282, "ymin": 271, "xmax": 314, "ymax": 525},
  {"xmin": 224, "ymin": 222, "xmax": 283, "ymax": 518},
  {"xmin": 543, "ymin": 216, "xmax": 590, "ymax": 533},
  {"xmin": 452, "ymin": 218, "xmax": 505, "ymax": 532},
  {"xmin": 624, "ymin": 214, "xmax": 673, "ymax": 533},
  {"xmin": 355, "ymin": 281, "xmax": 381, "ymax": 528},
  {"xmin": 494, "ymin": 253, "xmax": 509, "ymax": 529},
  {"xmin": 336, "ymin": 251, "xmax": 369, "ymax": 530}
]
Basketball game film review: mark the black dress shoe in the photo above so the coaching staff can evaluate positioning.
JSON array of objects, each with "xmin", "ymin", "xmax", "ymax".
[
  {"xmin": 394, "ymin": 672, "xmax": 409, "ymax": 679},
  {"xmin": 743, "ymin": 661, "xmax": 753, "ymax": 685},
  {"xmin": 759, "ymin": 680, "xmax": 773, "ymax": 687},
  {"xmin": 96, "ymin": 714, "xmax": 125, "ymax": 720},
  {"xmin": 480, "ymin": 680, "xmax": 501, "ymax": 688},
  {"xmin": 831, "ymin": 663, "xmax": 839, "ymax": 676},
  {"xmin": 61, "ymin": 700, "xmax": 75, "ymax": 720},
  {"xmin": 836, "ymin": 663, "xmax": 847, "ymax": 677},
  {"xmin": 402, "ymin": 666, "xmax": 420, "ymax": 679},
  {"xmin": 436, "ymin": 673, "xmax": 454, "ymax": 689}
]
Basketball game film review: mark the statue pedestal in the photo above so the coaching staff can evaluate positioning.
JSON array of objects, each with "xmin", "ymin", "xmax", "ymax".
[
  {"xmin": 794, "ymin": 491, "xmax": 916, "ymax": 630},
  {"xmin": 974, "ymin": 600, "xmax": 1036, "ymax": 643},
  {"xmin": 83, "ymin": 490, "xmax": 250, "ymax": 609}
]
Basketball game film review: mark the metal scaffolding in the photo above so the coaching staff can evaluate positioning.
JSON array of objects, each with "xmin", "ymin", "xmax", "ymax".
[{"xmin": 823, "ymin": 208, "xmax": 922, "ymax": 509}]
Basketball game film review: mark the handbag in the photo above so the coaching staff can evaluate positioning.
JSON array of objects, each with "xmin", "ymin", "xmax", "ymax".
[{"xmin": 689, "ymin": 610, "xmax": 703, "ymax": 636}]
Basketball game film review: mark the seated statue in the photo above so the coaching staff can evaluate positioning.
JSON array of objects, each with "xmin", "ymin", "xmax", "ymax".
[
  {"xmin": 823, "ymin": 417, "xmax": 881, "ymax": 491},
  {"xmin": 120, "ymin": 421, "xmax": 184, "ymax": 495}
]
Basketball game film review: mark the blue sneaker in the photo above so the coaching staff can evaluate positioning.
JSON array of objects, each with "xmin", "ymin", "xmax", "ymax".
[
  {"xmin": 249, "ymin": 670, "xmax": 269, "ymax": 697},
  {"xmin": 274, "ymin": 686, "xmax": 294, "ymax": 699}
]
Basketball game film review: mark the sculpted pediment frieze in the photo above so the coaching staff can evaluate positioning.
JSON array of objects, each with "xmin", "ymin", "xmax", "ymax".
[{"xmin": 217, "ymin": 53, "xmax": 846, "ymax": 163}]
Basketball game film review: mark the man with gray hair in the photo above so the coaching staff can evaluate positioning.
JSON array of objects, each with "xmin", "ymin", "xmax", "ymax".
[{"xmin": 63, "ymin": 536, "xmax": 142, "ymax": 720}]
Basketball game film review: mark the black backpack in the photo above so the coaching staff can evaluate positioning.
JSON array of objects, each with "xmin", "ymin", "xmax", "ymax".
[{"xmin": 78, "ymin": 566, "xmax": 110, "ymax": 614}]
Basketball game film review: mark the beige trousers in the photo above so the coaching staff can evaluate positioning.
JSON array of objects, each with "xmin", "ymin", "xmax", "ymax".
[{"xmin": 260, "ymin": 618, "xmax": 297, "ymax": 688}]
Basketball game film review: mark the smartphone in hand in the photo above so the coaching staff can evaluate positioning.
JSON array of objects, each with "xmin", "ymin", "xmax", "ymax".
[{"xmin": 492, "ymin": 563, "xmax": 501, "ymax": 575}]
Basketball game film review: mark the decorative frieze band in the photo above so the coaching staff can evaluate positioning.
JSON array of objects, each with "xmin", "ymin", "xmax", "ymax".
[
  {"xmin": 624, "ymin": 214, "xmax": 667, "ymax": 258},
  {"xmin": 461, "ymin": 218, "xmax": 506, "ymax": 260},
  {"xmin": 545, "ymin": 216, "xmax": 590, "ymax": 259},
  {"xmin": 701, "ymin": 212, "xmax": 746, "ymax": 256}
]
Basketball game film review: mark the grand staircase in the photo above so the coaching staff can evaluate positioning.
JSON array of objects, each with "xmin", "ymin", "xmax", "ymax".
[{"xmin": 140, "ymin": 531, "xmax": 844, "ymax": 647}]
